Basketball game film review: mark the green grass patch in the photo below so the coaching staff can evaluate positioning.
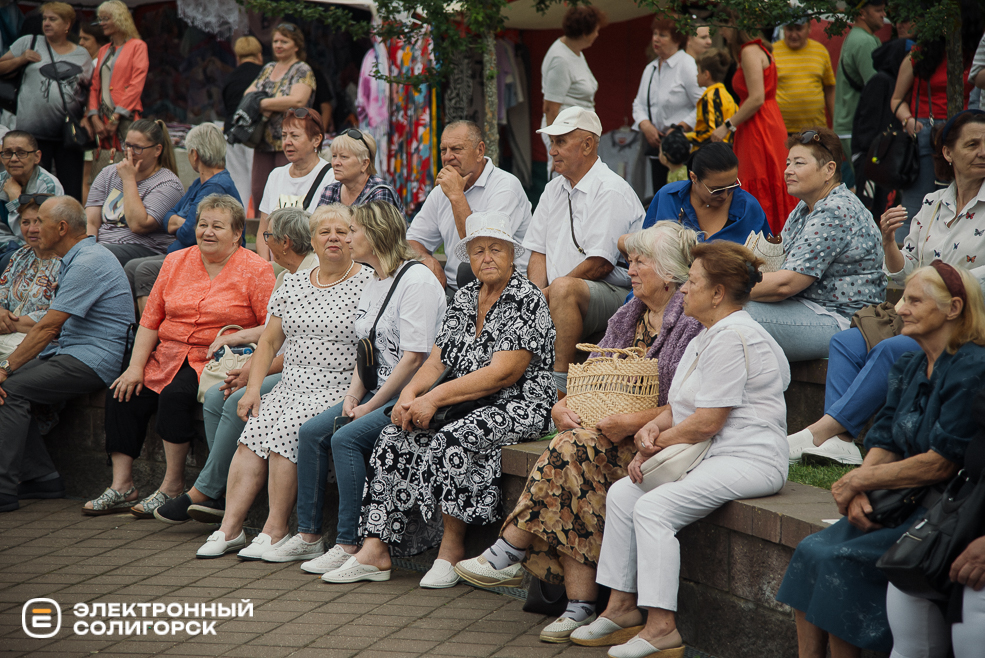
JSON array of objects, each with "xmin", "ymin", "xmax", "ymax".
[{"xmin": 788, "ymin": 462, "xmax": 857, "ymax": 490}]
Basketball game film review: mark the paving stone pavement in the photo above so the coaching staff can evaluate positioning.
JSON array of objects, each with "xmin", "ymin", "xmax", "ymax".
[{"xmin": 0, "ymin": 499, "xmax": 614, "ymax": 658}]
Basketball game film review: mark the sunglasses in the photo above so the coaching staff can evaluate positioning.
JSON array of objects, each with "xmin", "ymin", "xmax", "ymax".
[
  {"xmin": 798, "ymin": 130, "xmax": 835, "ymax": 159},
  {"xmin": 342, "ymin": 128, "xmax": 371, "ymax": 153},
  {"xmin": 699, "ymin": 178, "xmax": 741, "ymax": 197},
  {"xmin": 18, "ymin": 193, "xmax": 53, "ymax": 206},
  {"xmin": 276, "ymin": 23, "xmax": 299, "ymax": 32}
]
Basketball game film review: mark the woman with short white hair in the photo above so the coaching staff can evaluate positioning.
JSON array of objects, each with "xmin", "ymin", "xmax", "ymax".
[{"xmin": 317, "ymin": 130, "xmax": 401, "ymax": 209}]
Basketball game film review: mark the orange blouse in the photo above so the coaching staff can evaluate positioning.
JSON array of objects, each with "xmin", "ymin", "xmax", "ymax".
[{"xmin": 140, "ymin": 246, "xmax": 275, "ymax": 393}]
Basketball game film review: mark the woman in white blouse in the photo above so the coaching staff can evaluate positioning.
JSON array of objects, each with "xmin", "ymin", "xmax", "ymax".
[
  {"xmin": 632, "ymin": 16, "xmax": 704, "ymax": 194},
  {"xmin": 541, "ymin": 5, "xmax": 606, "ymax": 173},
  {"xmin": 788, "ymin": 110, "xmax": 985, "ymax": 467}
]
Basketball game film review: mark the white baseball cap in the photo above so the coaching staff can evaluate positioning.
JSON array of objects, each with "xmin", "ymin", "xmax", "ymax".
[
  {"xmin": 454, "ymin": 211, "xmax": 525, "ymax": 263},
  {"xmin": 536, "ymin": 106, "xmax": 603, "ymax": 137}
]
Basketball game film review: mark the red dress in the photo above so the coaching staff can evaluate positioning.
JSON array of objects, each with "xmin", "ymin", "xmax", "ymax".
[{"xmin": 733, "ymin": 40, "xmax": 797, "ymax": 234}]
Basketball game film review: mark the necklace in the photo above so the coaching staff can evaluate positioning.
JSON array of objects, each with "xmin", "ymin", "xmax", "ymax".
[{"xmin": 315, "ymin": 260, "xmax": 354, "ymax": 288}]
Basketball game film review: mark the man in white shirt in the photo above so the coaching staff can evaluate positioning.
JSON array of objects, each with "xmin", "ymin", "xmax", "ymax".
[
  {"xmin": 407, "ymin": 121, "xmax": 531, "ymax": 291},
  {"xmin": 524, "ymin": 107, "xmax": 645, "ymax": 392}
]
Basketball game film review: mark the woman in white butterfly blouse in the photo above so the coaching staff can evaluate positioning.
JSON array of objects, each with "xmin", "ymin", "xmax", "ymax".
[{"xmin": 788, "ymin": 110, "xmax": 985, "ymax": 467}]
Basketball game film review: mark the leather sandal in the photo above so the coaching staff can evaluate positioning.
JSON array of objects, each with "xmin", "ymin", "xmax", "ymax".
[
  {"xmin": 130, "ymin": 490, "xmax": 174, "ymax": 519},
  {"xmin": 82, "ymin": 486, "xmax": 138, "ymax": 516}
]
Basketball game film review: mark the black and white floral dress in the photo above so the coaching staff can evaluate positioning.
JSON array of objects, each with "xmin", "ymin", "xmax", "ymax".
[{"xmin": 361, "ymin": 272, "xmax": 556, "ymax": 544}]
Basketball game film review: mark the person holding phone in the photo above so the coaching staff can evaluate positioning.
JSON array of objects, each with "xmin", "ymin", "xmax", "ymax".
[{"xmin": 85, "ymin": 119, "xmax": 183, "ymax": 268}]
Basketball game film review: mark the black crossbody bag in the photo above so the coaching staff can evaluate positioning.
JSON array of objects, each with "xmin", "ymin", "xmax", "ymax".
[{"xmin": 356, "ymin": 261, "xmax": 421, "ymax": 391}]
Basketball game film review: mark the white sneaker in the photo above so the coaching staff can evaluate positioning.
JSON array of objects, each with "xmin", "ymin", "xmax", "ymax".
[
  {"xmin": 802, "ymin": 438, "xmax": 864, "ymax": 466},
  {"xmin": 419, "ymin": 559, "xmax": 460, "ymax": 589},
  {"xmin": 261, "ymin": 534, "xmax": 325, "ymax": 563},
  {"xmin": 238, "ymin": 533, "xmax": 289, "ymax": 561},
  {"xmin": 454, "ymin": 555, "xmax": 524, "ymax": 588},
  {"xmin": 540, "ymin": 614, "xmax": 597, "ymax": 643},
  {"xmin": 300, "ymin": 544, "xmax": 351, "ymax": 574},
  {"xmin": 787, "ymin": 428, "xmax": 816, "ymax": 464},
  {"xmin": 196, "ymin": 530, "xmax": 246, "ymax": 559}
]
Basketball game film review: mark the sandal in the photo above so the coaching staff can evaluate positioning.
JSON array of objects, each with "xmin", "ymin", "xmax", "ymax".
[
  {"xmin": 130, "ymin": 490, "xmax": 175, "ymax": 519},
  {"xmin": 82, "ymin": 486, "xmax": 138, "ymax": 516}
]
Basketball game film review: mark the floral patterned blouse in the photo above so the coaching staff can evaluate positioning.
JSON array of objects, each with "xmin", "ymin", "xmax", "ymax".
[
  {"xmin": 439, "ymin": 271, "xmax": 556, "ymax": 429},
  {"xmin": 0, "ymin": 245, "xmax": 60, "ymax": 322},
  {"xmin": 250, "ymin": 61, "xmax": 316, "ymax": 152},
  {"xmin": 780, "ymin": 183, "xmax": 886, "ymax": 318}
]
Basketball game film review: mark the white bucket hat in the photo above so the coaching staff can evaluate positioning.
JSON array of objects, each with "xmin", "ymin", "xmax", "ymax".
[{"xmin": 454, "ymin": 211, "xmax": 526, "ymax": 263}]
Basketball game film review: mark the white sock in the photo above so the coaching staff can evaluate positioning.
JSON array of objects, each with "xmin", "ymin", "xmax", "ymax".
[
  {"xmin": 562, "ymin": 599, "xmax": 596, "ymax": 622},
  {"xmin": 481, "ymin": 537, "xmax": 526, "ymax": 571}
]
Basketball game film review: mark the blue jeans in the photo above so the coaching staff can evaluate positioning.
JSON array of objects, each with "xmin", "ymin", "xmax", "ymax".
[
  {"xmin": 296, "ymin": 393, "xmax": 397, "ymax": 543},
  {"xmin": 745, "ymin": 300, "xmax": 843, "ymax": 362},
  {"xmin": 899, "ymin": 118, "xmax": 937, "ymax": 242},
  {"xmin": 824, "ymin": 329, "xmax": 920, "ymax": 437},
  {"xmin": 195, "ymin": 374, "xmax": 281, "ymax": 500}
]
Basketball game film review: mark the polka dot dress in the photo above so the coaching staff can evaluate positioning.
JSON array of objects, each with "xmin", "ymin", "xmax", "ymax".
[{"xmin": 238, "ymin": 264, "xmax": 373, "ymax": 463}]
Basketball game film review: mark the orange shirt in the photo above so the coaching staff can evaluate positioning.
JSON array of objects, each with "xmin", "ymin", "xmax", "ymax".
[{"xmin": 140, "ymin": 246, "xmax": 274, "ymax": 393}]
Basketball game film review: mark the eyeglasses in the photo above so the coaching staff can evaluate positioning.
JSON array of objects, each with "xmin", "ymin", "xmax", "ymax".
[
  {"xmin": 699, "ymin": 178, "xmax": 741, "ymax": 197},
  {"xmin": 123, "ymin": 142, "xmax": 153, "ymax": 155},
  {"xmin": 798, "ymin": 130, "xmax": 835, "ymax": 159},
  {"xmin": 95, "ymin": 15, "xmax": 112, "ymax": 24},
  {"xmin": 18, "ymin": 193, "xmax": 53, "ymax": 206},
  {"xmin": 0, "ymin": 149, "xmax": 37, "ymax": 161},
  {"xmin": 262, "ymin": 231, "xmax": 274, "ymax": 243}
]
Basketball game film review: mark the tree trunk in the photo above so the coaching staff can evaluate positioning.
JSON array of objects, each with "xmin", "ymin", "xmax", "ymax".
[
  {"xmin": 483, "ymin": 31, "xmax": 499, "ymax": 165},
  {"xmin": 945, "ymin": 0, "xmax": 963, "ymax": 116}
]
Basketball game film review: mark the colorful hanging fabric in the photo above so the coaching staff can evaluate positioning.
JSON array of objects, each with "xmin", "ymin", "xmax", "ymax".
[
  {"xmin": 357, "ymin": 42, "xmax": 391, "ymax": 178},
  {"xmin": 387, "ymin": 33, "xmax": 433, "ymax": 215}
]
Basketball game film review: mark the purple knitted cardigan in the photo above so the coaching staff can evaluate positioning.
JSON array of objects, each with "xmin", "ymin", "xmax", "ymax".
[{"xmin": 591, "ymin": 292, "xmax": 702, "ymax": 407}]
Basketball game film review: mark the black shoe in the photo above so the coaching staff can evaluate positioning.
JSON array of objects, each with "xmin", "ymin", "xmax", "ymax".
[
  {"xmin": 0, "ymin": 493, "xmax": 19, "ymax": 513},
  {"xmin": 187, "ymin": 498, "xmax": 225, "ymax": 523},
  {"xmin": 153, "ymin": 493, "xmax": 192, "ymax": 524},
  {"xmin": 17, "ymin": 475, "xmax": 66, "ymax": 500}
]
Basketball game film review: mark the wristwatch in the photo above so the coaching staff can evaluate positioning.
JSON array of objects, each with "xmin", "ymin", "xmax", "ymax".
[
  {"xmin": 724, "ymin": 119, "xmax": 737, "ymax": 133},
  {"xmin": 0, "ymin": 360, "xmax": 11, "ymax": 375}
]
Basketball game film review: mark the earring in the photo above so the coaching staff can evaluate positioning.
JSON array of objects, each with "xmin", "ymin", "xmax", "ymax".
[{"xmin": 664, "ymin": 284, "xmax": 670, "ymax": 291}]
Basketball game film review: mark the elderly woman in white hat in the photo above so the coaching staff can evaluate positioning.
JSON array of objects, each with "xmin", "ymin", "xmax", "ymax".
[{"xmin": 320, "ymin": 210, "xmax": 557, "ymax": 589}]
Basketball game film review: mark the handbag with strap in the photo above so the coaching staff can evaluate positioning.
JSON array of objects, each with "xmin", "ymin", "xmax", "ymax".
[
  {"xmin": 196, "ymin": 325, "xmax": 255, "ymax": 402},
  {"xmin": 42, "ymin": 38, "xmax": 94, "ymax": 152},
  {"xmin": 864, "ymin": 486, "xmax": 930, "ymax": 528},
  {"xmin": 850, "ymin": 301, "xmax": 904, "ymax": 352},
  {"xmin": 743, "ymin": 231, "xmax": 785, "ymax": 273},
  {"xmin": 356, "ymin": 261, "xmax": 422, "ymax": 392},
  {"xmin": 865, "ymin": 83, "xmax": 927, "ymax": 190},
  {"xmin": 383, "ymin": 366, "xmax": 498, "ymax": 431},
  {"xmin": 638, "ymin": 328, "xmax": 750, "ymax": 492},
  {"xmin": 0, "ymin": 35, "xmax": 37, "ymax": 114}
]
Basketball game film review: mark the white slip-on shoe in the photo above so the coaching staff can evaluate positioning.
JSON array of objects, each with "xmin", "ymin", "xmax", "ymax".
[
  {"xmin": 540, "ymin": 614, "xmax": 597, "ymax": 643},
  {"xmin": 607, "ymin": 634, "xmax": 685, "ymax": 658},
  {"xmin": 321, "ymin": 555, "xmax": 391, "ymax": 583},
  {"xmin": 454, "ymin": 555, "xmax": 524, "ymax": 588},
  {"xmin": 802, "ymin": 438, "xmax": 864, "ymax": 466},
  {"xmin": 419, "ymin": 559, "xmax": 461, "ymax": 589},
  {"xmin": 196, "ymin": 530, "xmax": 246, "ymax": 559},
  {"xmin": 261, "ymin": 534, "xmax": 325, "ymax": 563},
  {"xmin": 787, "ymin": 428, "xmax": 816, "ymax": 464},
  {"xmin": 238, "ymin": 533, "xmax": 289, "ymax": 561},
  {"xmin": 301, "ymin": 544, "xmax": 351, "ymax": 574},
  {"xmin": 571, "ymin": 617, "xmax": 646, "ymax": 647}
]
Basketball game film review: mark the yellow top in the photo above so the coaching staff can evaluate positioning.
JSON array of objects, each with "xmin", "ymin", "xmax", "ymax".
[
  {"xmin": 773, "ymin": 39, "xmax": 836, "ymax": 133},
  {"xmin": 684, "ymin": 83, "xmax": 738, "ymax": 145}
]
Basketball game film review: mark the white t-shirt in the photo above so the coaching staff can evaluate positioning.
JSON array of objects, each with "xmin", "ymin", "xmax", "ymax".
[
  {"xmin": 523, "ymin": 157, "xmax": 644, "ymax": 287},
  {"xmin": 406, "ymin": 158, "xmax": 532, "ymax": 288},
  {"xmin": 541, "ymin": 38, "xmax": 598, "ymax": 110},
  {"xmin": 352, "ymin": 262, "xmax": 446, "ymax": 389},
  {"xmin": 668, "ymin": 310, "xmax": 791, "ymax": 476},
  {"xmin": 259, "ymin": 159, "xmax": 335, "ymax": 215}
]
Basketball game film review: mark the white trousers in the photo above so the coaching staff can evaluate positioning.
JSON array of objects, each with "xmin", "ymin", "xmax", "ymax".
[
  {"xmin": 888, "ymin": 583, "xmax": 985, "ymax": 658},
  {"xmin": 596, "ymin": 454, "xmax": 784, "ymax": 611}
]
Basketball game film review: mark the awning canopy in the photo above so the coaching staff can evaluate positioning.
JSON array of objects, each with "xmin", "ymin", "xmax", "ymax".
[{"xmin": 503, "ymin": 0, "xmax": 653, "ymax": 30}]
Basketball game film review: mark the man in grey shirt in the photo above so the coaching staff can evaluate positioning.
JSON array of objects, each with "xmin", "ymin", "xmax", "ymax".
[{"xmin": 0, "ymin": 196, "xmax": 133, "ymax": 513}]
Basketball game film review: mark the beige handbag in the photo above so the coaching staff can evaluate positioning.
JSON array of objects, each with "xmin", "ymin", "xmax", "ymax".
[
  {"xmin": 565, "ymin": 343, "xmax": 660, "ymax": 430},
  {"xmin": 744, "ymin": 230, "xmax": 785, "ymax": 273},
  {"xmin": 196, "ymin": 325, "xmax": 254, "ymax": 402},
  {"xmin": 638, "ymin": 329, "xmax": 749, "ymax": 492}
]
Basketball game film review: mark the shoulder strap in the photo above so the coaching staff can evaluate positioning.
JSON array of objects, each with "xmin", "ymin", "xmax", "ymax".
[
  {"xmin": 368, "ymin": 260, "xmax": 422, "ymax": 344},
  {"xmin": 302, "ymin": 163, "xmax": 331, "ymax": 209},
  {"xmin": 42, "ymin": 38, "xmax": 72, "ymax": 116}
]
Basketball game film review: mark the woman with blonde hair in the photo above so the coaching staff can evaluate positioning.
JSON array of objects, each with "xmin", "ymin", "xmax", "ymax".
[
  {"xmin": 777, "ymin": 262, "xmax": 985, "ymax": 657},
  {"xmin": 87, "ymin": 0, "xmax": 147, "ymax": 152},
  {"xmin": 317, "ymin": 130, "xmax": 401, "ymax": 209}
]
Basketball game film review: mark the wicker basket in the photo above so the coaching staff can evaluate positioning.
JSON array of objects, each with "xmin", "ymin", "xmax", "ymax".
[
  {"xmin": 565, "ymin": 343, "xmax": 660, "ymax": 430},
  {"xmin": 744, "ymin": 230, "xmax": 785, "ymax": 273}
]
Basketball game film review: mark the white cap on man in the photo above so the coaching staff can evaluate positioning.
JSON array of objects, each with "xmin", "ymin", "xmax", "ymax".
[{"xmin": 536, "ymin": 106, "xmax": 603, "ymax": 137}]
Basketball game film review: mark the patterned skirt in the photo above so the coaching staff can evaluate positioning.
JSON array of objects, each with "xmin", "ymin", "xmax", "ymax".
[{"xmin": 503, "ymin": 428, "xmax": 635, "ymax": 585}]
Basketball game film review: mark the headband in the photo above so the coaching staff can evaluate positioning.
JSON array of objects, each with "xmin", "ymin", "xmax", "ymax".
[
  {"xmin": 745, "ymin": 261, "xmax": 763, "ymax": 293},
  {"xmin": 940, "ymin": 109, "xmax": 985, "ymax": 148},
  {"xmin": 930, "ymin": 260, "xmax": 967, "ymax": 307}
]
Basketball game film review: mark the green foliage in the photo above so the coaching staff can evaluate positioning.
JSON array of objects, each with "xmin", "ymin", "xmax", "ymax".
[
  {"xmin": 639, "ymin": 0, "xmax": 854, "ymax": 40},
  {"xmin": 788, "ymin": 462, "xmax": 856, "ymax": 490}
]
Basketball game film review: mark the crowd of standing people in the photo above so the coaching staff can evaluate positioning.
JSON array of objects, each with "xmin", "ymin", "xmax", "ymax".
[{"xmin": 1, "ymin": 2, "xmax": 985, "ymax": 657}]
